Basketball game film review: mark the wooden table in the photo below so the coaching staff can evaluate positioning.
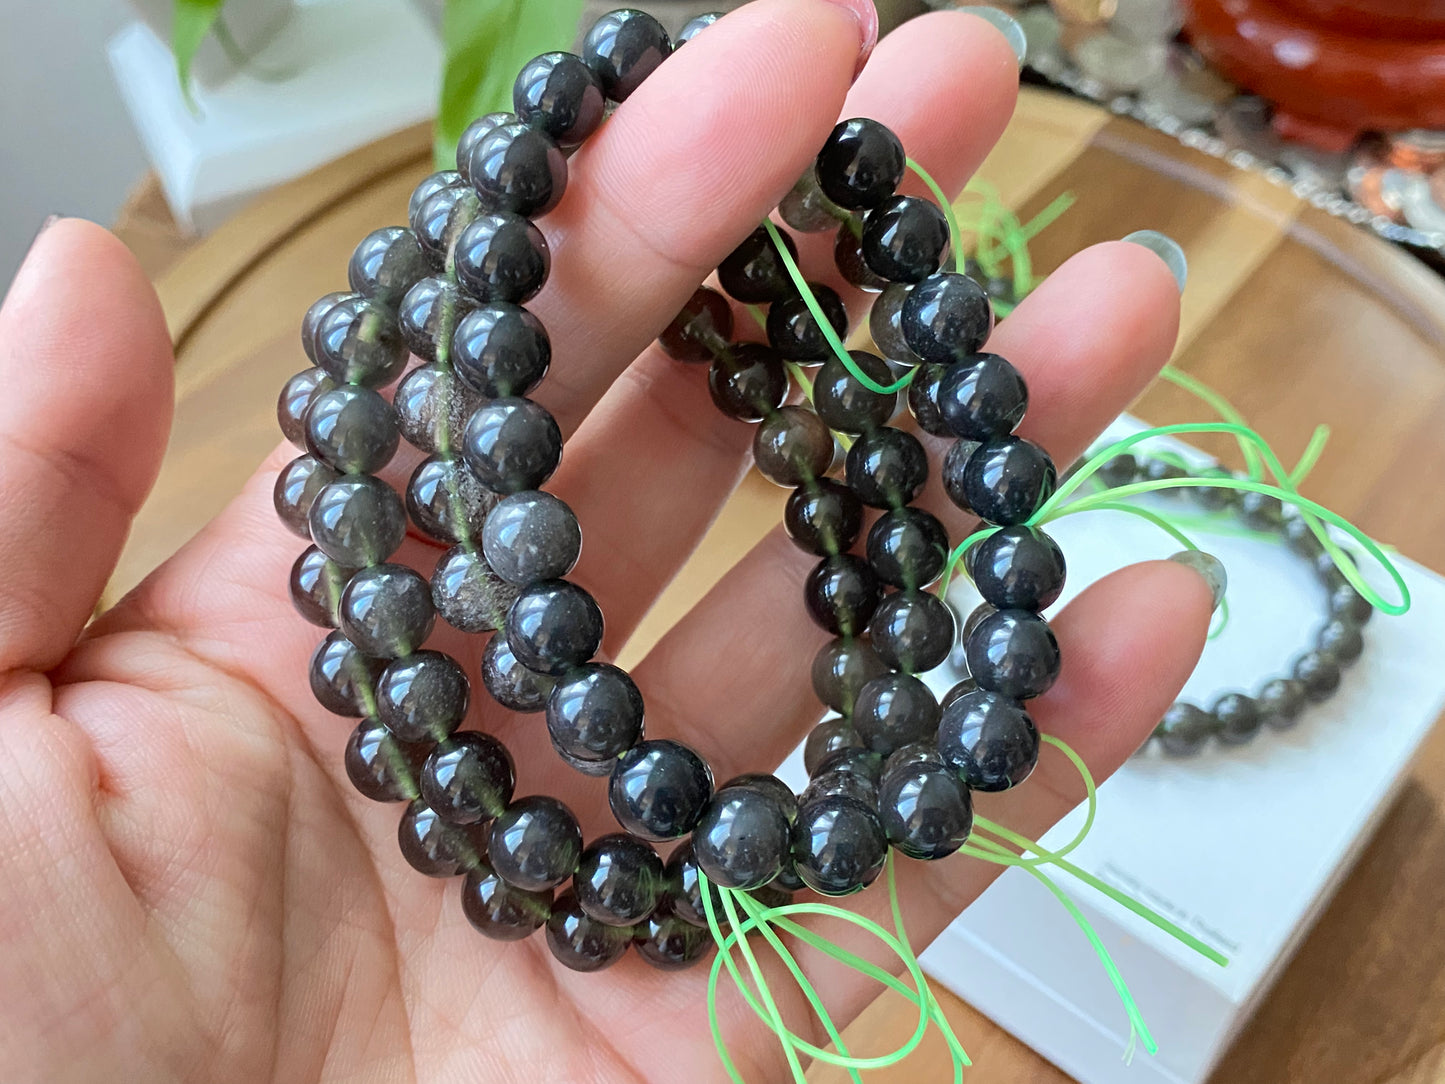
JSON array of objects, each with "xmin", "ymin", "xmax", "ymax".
[{"xmin": 113, "ymin": 87, "xmax": 1445, "ymax": 1084}]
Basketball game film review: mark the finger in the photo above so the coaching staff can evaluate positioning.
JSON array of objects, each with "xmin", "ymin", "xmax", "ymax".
[
  {"xmin": 634, "ymin": 238, "xmax": 1183, "ymax": 777},
  {"xmin": 0, "ymin": 218, "xmax": 174, "ymax": 673},
  {"xmin": 555, "ymin": 8, "xmax": 1022, "ymax": 648}
]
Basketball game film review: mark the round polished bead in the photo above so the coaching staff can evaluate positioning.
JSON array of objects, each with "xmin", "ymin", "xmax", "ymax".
[
  {"xmin": 480, "ymin": 629, "xmax": 555, "ymax": 711},
  {"xmin": 1212, "ymin": 692, "xmax": 1261, "ymax": 745},
  {"xmin": 308, "ymin": 474, "xmax": 407, "ymax": 566},
  {"xmin": 793, "ymin": 797, "xmax": 888, "ymax": 896},
  {"xmin": 970, "ymin": 525, "xmax": 1066, "ymax": 612},
  {"xmin": 339, "ymin": 563, "xmax": 436, "ymax": 659},
  {"xmin": 1258, "ymin": 677, "xmax": 1308, "ymax": 730},
  {"xmin": 721, "ymin": 774, "xmax": 799, "ymax": 824},
  {"xmin": 557, "ymin": 746, "xmax": 617, "ymax": 778},
  {"xmin": 800, "ymin": 766, "xmax": 876, "ymax": 809},
  {"xmin": 693, "ymin": 786, "xmax": 793, "ymax": 890},
  {"xmin": 663, "ymin": 839, "xmax": 722, "ymax": 927},
  {"xmin": 717, "ymin": 226, "xmax": 799, "ymax": 304},
  {"xmin": 853, "ymin": 671, "xmax": 942, "ymax": 755},
  {"xmin": 814, "ymin": 747, "xmax": 886, "ymax": 788},
  {"xmin": 635, "ymin": 910, "xmax": 712, "ymax": 970},
  {"xmin": 304, "ymin": 384, "xmax": 399, "ymax": 475},
  {"xmin": 314, "ymin": 296, "xmax": 409, "ymax": 388},
  {"xmin": 481, "ymin": 490, "xmax": 581, "ymax": 587},
  {"xmin": 659, "ymin": 286, "xmax": 733, "ymax": 362},
  {"xmin": 813, "ymin": 350, "xmax": 897, "ymax": 434},
  {"xmin": 344, "ymin": 717, "xmax": 427, "ymax": 802},
  {"xmin": 878, "ymin": 753, "xmax": 972, "ymax": 860},
  {"xmin": 454, "ymin": 113, "xmax": 513, "ymax": 182},
  {"xmin": 961, "ymin": 436, "xmax": 1056, "ymax": 526},
  {"xmin": 301, "ymin": 291, "xmax": 350, "ymax": 365},
  {"xmin": 462, "ymin": 397, "xmax": 562, "ymax": 493},
  {"xmin": 505, "ymin": 580, "xmax": 603, "ymax": 676},
  {"xmin": 394, "ymin": 363, "xmax": 483, "ymax": 456},
  {"xmin": 274, "ymin": 454, "xmax": 341, "ymax": 538},
  {"xmin": 411, "ymin": 184, "xmax": 480, "ymax": 267},
  {"xmin": 289, "ymin": 545, "xmax": 355, "ymax": 628},
  {"xmin": 465, "ymin": 122, "xmax": 566, "ymax": 218},
  {"xmin": 461, "ymin": 863, "xmax": 552, "ymax": 941},
  {"xmin": 816, "ymin": 118, "xmax": 905, "ymax": 211},
  {"xmin": 803, "ymin": 717, "xmax": 864, "ymax": 775},
  {"xmin": 1294, "ymin": 650, "xmax": 1342, "ymax": 701},
  {"xmin": 937, "ymin": 688, "xmax": 1040, "ymax": 791},
  {"xmin": 765, "ymin": 284, "xmax": 848, "ymax": 362},
  {"xmin": 940, "ymin": 676, "xmax": 978, "ymax": 712},
  {"xmin": 309, "ymin": 630, "xmax": 384, "ymax": 716},
  {"xmin": 900, "ymin": 272, "xmax": 993, "ymax": 365},
  {"xmin": 398, "ymin": 800, "xmax": 486, "ymax": 877},
  {"xmin": 784, "ymin": 480, "xmax": 863, "ymax": 556},
  {"xmin": 965, "ymin": 608, "xmax": 1060, "ymax": 700},
  {"xmin": 940, "ymin": 437, "xmax": 981, "ymax": 514},
  {"xmin": 862, "ymin": 196, "xmax": 949, "ymax": 283},
  {"xmin": 845, "ymin": 426, "xmax": 927, "ymax": 508},
  {"xmin": 708, "ymin": 343, "xmax": 788, "ymax": 421},
  {"xmin": 1239, "ymin": 490, "xmax": 1284, "ymax": 530},
  {"xmin": 804, "ymin": 554, "xmax": 882, "ymax": 637},
  {"xmin": 547, "ymin": 891, "xmax": 633, "ymax": 971},
  {"xmin": 278, "ymin": 368, "xmax": 334, "ymax": 448},
  {"xmin": 609, "ymin": 739, "xmax": 713, "ymax": 840},
  {"xmin": 454, "ymin": 213, "xmax": 551, "ymax": 305},
  {"xmin": 675, "ymin": 10, "xmax": 722, "ymax": 45},
  {"xmin": 936, "ymin": 353, "xmax": 1027, "ymax": 440},
  {"xmin": 347, "ymin": 227, "xmax": 429, "ymax": 309},
  {"xmin": 546, "ymin": 663, "xmax": 644, "ymax": 765},
  {"xmin": 1155, "ymin": 702, "xmax": 1215, "ymax": 755},
  {"xmin": 582, "ymin": 8, "xmax": 671, "ymax": 100},
  {"xmin": 408, "ymin": 169, "xmax": 463, "ymax": 222},
  {"xmin": 1317, "ymin": 617, "xmax": 1364, "ymax": 664},
  {"xmin": 398, "ymin": 276, "xmax": 477, "ymax": 364},
  {"xmin": 452, "ymin": 303, "xmax": 551, "ymax": 398},
  {"xmin": 431, "ymin": 545, "xmax": 519, "ymax": 633},
  {"xmin": 574, "ymin": 833, "xmax": 664, "ymax": 926},
  {"xmin": 378, "ymin": 650, "xmax": 470, "ymax": 743},
  {"xmin": 489, "ymin": 795, "xmax": 582, "ymax": 891},
  {"xmin": 753, "ymin": 406, "xmax": 834, "ymax": 487},
  {"xmin": 904, "ymin": 363, "xmax": 950, "ymax": 437},
  {"xmin": 834, "ymin": 219, "xmax": 889, "ymax": 292},
  {"xmin": 1283, "ymin": 514, "xmax": 1325, "ymax": 558},
  {"xmin": 1313, "ymin": 549, "xmax": 1348, "ymax": 590},
  {"xmin": 1143, "ymin": 458, "xmax": 1187, "ymax": 492},
  {"xmin": 868, "ymin": 283, "xmax": 921, "ymax": 365},
  {"xmin": 513, "ymin": 51, "xmax": 604, "ymax": 147},
  {"xmin": 811, "ymin": 637, "xmax": 889, "ymax": 715},
  {"xmin": 1097, "ymin": 453, "xmax": 1139, "ymax": 489},
  {"xmin": 406, "ymin": 456, "xmax": 498, "ymax": 544},
  {"xmin": 780, "ymin": 168, "xmax": 845, "ymax": 232},
  {"xmin": 869, "ymin": 591, "xmax": 956, "ymax": 674},
  {"xmin": 1328, "ymin": 583, "xmax": 1373, "ymax": 626},
  {"xmin": 1189, "ymin": 467, "xmax": 1237, "ymax": 510},
  {"xmin": 866, "ymin": 507, "xmax": 949, "ymax": 590}
]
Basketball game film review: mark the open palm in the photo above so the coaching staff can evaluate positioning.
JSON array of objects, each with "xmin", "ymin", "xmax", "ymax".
[{"xmin": 0, "ymin": 3, "xmax": 1210, "ymax": 1081}]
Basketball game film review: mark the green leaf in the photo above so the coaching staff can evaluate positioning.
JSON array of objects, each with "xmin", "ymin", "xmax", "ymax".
[
  {"xmin": 172, "ymin": 0, "xmax": 229, "ymax": 99},
  {"xmin": 436, "ymin": 0, "xmax": 586, "ymax": 169}
]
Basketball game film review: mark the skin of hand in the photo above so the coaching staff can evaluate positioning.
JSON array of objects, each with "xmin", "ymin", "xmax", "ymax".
[{"xmin": 0, "ymin": 2, "xmax": 1209, "ymax": 1081}]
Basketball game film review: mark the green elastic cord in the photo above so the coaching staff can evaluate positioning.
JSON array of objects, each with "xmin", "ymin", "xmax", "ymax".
[
  {"xmin": 1157, "ymin": 365, "xmax": 1264, "ymax": 480},
  {"xmin": 905, "ymin": 158, "xmax": 965, "ymax": 276}
]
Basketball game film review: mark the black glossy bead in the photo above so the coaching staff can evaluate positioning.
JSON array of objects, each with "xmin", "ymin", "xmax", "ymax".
[
  {"xmin": 406, "ymin": 455, "xmax": 498, "ymax": 545},
  {"xmin": 845, "ymin": 426, "xmax": 927, "ymax": 509},
  {"xmin": 1097, "ymin": 453, "xmax": 1139, "ymax": 489},
  {"xmin": 936, "ymin": 353, "xmax": 1027, "ymax": 441},
  {"xmin": 664, "ymin": 838, "xmax": 722, "ymax": 927},
  {"xmin": 609, "ymin": 739, "xmax": 713, "ymax": 840},
  {"xmin": 693, "ymin": 786, "xmax": 792, "ymax": 890},
  {"xmin": 289, "ymin": 545, "xmax": 355, "ymax": 628},
  {"xmin": 411, "ymin": 184, "xmax": 480, "ymax": 267},
  {"xmin": 878, "ymin": 751, "xmax": 972, "ymax": 860},
  {"xmin": 937, "ymin": 689, "xmax": 1040, "ymax": 791},
  {"xmin": 454, "ymin": 214, "xmax": 551, "ymax": 305},
  {"xmin": 398, "ymin": 276, "xmax": 477, "ymax": 364},
  {"xmin": 1293, "ymin": 650, "xmax": 1342, "ymax": 701},
  {"xmin": 834, "ymin": 219, "xmax": 890, "ymax": 292},
  {"xmin": 348, "ymin": 227, "xmax": 429, "ymax": 309},
  {"xmin": 275, "ymin": 454, "xmax": 340, "ymax": 537},
  {"xmin": 301, "ymin": 291, "xmax": 350, "ymax": 365},
  {"xmin": 635, "ymin": 910, "xmax": 712, "ymax": 970},
  {"xmin": 717, "ymin": 226, "xmax": 800, "ymax": 304},
  {"xmin": 675, "ymin": 11, "xmax": 722, "ymax": 46},
  {"xmin": 451, "ymin": 303, "xmax": 551, "ymax": 401},
  {"xmin": 505, "ymin": 580, "xmax": 603, "ymax": 676},
  {"xmin": 940, "ymin": 437, "xmax": 981, "ymax": 515},
  {"xmin": 513, "ymin": 51, "xmax": 605, "ymax": 147},
  {"xmin": 377, "ymin": 650, "xmax": 470, "ymax": 743},
  {"xmin": 461, "ymin": 863, "xmax": 552, "ymax": 941},
  {"xmin": 753, "ymin": 406, "xmax": 834, "ymax": 487},
  {"xmin": 1313, "ymin": 549, "xmax": 1349, "ymax": 591},
  {"xmin": 1283, "ymin": 514, "xmax": 1325, "ymax": 559},
  {"xmin": 866, "ymin": 507, "xmax": 949, "ymax": 590},
  {"xmin": 454, "ymin": 113, "xmax": 513, "ymax": 183},
  {"xmin": 278, "ymin": 368, "xmax": 335, "ymax": 448},
  {"xmin": 574, "ymin": 833, "xmax": 664, "ymax": 926},
  {"xmin": 965, "ymin": 608, "xmax": 1060, "ymax": 700},
  {"xmin": 708, "ymin": 343, "xmax": 788, "ymax": 421},
  {"xmin": 1238, "ymin": 490, "xmax": 1284, "ymax": 530},
  {"xmin": 766, "ymin": 283, "xmax": 848, "ymax": 362},
  {"xmin": 862, "ymin": 196, "xmax": 950, "ymax": 283},
  {"xmin": 304, "ymin": 384, "xmax": 398, "ymax": 475},
  {"xmin": 869, "ymin": 591, "xmax": 956, "ymax": 674},
  {"xmin": 465, "ymin": 122, "xmax": 567, "ymax": 218},
  {"xmin": 489, "ymin": 795, "xmax": 582, "ymax": 891},
  {"xmin": 970, "ymin": 526, "xmax": 1066, "ymax": 612},
  {"xmin": 812, "ymin": 350, "xmax": 897, "ymax": 434},
  {"xmin": 462, "ymin": 396, "xmax": 562, "ymax": 493},
  {"xmin": 852, "ymin": 672, "xmax": 942, "ymax": 755},
  {"xmin": 780, "ymin": 168, "xmax": 845, "ymax": 232},
  {"xmin": 1212, "ymin": 692, "xmax": 1261, "ymax": 745},
  {"xmin": 394, "ymin": 363, "xmax": 482, "ymax": 456},
  {"xmin": 547, "ymin": 663, "xmax": 644, "ymax": 765},
  {"xmin": 409, "ymin": 169, "xmax": 463, "ymax": 222},
  {"xmin": 801, "ymin": 767, "xmax": 876, "ymax": 809},
  {"xmin": 1155, "ymin": 702, "xmax": 1215, "ymax": 755},
  {"xmin": 811, "ymin": 637, "xmax": 889, "ymax": 715},
  {"xmin": 961, "ymin": 437, "xmax": 1056, "ymax": 526},
  {"xmin": 308, "ymin": 474, "xmax": 408, "ymax": 567},
  {"xmin": 1317, "ymin": 617, "xmax": 1364, "ymax": 664},
  {"xmin": 900, "ymin": 272, "xmax": 993, "ymax": 365},
  {"xmin": 1258, "ymin": 677, "xmax": 1307, "ymax": 730},
  {"xmin": 338, "ymin": 563, "xmax": 436, "ymax": 659},
  {"xmin": 420, "ymin": 729, "xmax": 516, "ymax": 826},
  {"xmin": 804, "ymin": 554, "xmax": 882, "ymax": 637},
  {"xmin": 481, "ymin": 490, "xmax": 581, "ymax": 588},
  {"xmin": 344, "ymin": 716, "xmax": 427, "ymax": 802},
  {"xmin": 546, "ymin": 891, "xmax": 631, "ymax": 971},
  {"xmin": 1328, "ymin": 583, "xmax": 1373, "ymax": 626},
  {"xmin": 314, "ymin": 295, "xmax": 409, "ymax": 388},
  {"xmin": 814, "ymin": 746, "xmax": 886, "ymax": 787},
  {"xmin": 1143, "ymin": 459, "xmax": 1187, "ymax": 492},
  {"xmin": 659, "ymin": 286, "xmax": 733, "ymax": 362},
  {"xmin": 1190, "ymin": 466, "xmax": 1237, "ymax": 510},
  {"xmin": 785, "ymin": 479, "xmax": 863, "ymax": 556},
  {"xmin": 905, "ymin": 363, "xmax": 950, "ymax": 436},
  {"xmin": 803, "ymin": 717, "xmax": 864, "ymax": 775},
  {"xmin": 815, "ymin": 118, "xmax": 905, "ymax": 211},
  {"xmin": 793, "ymin": 797, "xmax": 888, "ymax": 896},
  {"xmin": 309, "ymin": 630, "xmax": 384, "ymax": 716},
  {"xmin": 720, "ymin": 774, "xmax": 799, "ymax": 824},
  {"xmin": 398, "ymin": 800, "xmax": 486, "ymax": 877},
  {"xmin": 582, "ymin": 8, "xmax": 671, "ymax": 101},
  {"xmin": 480, "ymin": 629, "xmax": 555, "ymax": 711},
  {"xmin": 940, "ymin": 676, "xmax": 979, "ymax": 712},
  {"xmin": 431, "ymin": 545, "xmax": 519, "ymax": 633}
]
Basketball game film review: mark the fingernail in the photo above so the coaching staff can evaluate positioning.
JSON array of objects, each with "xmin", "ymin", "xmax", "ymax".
[
  {"xmin": 1123, "ymin": 229, "xmax": 1188, "ymax": 292},
  {"xmin": 1169, "ymin": 550, "xmax": 1227, "ymax": 611},
  {"xmin": 820, "ymin": 0, "xmax": 879, "ymax": 80},
  {"xmin": 954, "ymin": 7, "xmax": 1027, "ymax": 66}
]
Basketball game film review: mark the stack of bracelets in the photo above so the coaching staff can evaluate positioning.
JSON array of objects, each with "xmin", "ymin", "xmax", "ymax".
[{"xmin": 274, "ymin": 6, "xmax": 1068, "ymax": 974}]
